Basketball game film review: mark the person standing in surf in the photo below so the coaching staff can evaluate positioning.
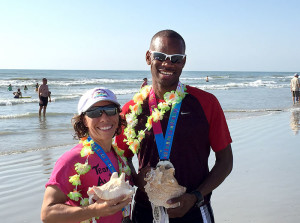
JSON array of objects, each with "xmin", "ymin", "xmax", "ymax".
[
  {"xmin": 36, "ymin": 82, "xmax": 39, "ymax": 92},
  {"xmin": 290, "ymin": 73, "xmax": 300, "ymax": 104},
  {"xmin": 38, "ymin": 78, "xmax": 51, "ymax": 116},
  {"xmin": 116, "ymin": 30, "xmax": 233, "ymax": 223},
  {"xmin": 140, "ymin": 78, "xmax": 148, "ymax": 88}
]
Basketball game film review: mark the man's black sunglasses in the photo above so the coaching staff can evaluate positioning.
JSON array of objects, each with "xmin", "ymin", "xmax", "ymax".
[{"xmin": 85, "ymin": 105, "xmax": 118, "ymax": 118}]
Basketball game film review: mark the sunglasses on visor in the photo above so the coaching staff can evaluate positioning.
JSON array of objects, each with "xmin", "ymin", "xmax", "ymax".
[
  {"xmin": 85, "ymin": 105, "xmax": 118, "ymax": 118},
  {"xmin": 149, "ymin": 51, "xmax": 186, "ymax": 63}
]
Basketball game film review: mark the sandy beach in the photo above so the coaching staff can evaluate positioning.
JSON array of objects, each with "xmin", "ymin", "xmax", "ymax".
[
  {"xmin": 0, "ymin": 109, "xmax": 299, "ymax": 223},
  {"xmin": 212, "ymin": 109, "xmax": 300, "ymax": 222}
]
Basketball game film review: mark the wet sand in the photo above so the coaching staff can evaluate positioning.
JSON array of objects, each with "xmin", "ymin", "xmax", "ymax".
[
  {"xmin": 0, "ymin": 110, "xmax": 299, "ymax": 222},
  {"xmin": 211, "ymin": 110, "xmax": 300, "ymax": 222}
]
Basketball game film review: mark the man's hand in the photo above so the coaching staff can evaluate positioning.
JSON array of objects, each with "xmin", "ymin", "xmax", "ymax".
[
  {"xmin": 166, "ymin": 193, "xmax": 196, "ymax": 218},
  {"xmin": 134, "ymin": 166, "xmax": 152, "ymax": 191}
]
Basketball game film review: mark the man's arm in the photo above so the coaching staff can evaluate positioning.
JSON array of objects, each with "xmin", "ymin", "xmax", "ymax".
[
  {"xmin": 48, "ymin": 90, "xmax": 51, "ymax": 102},
  {"xmin": 167, "ymin": 144, "xmax": 233, "ymax": 218},
  {"xmin": 38, "ymin": 86, "xmax": 42, "ymax": 101},
  {"xmin": 197, "ymin": 144, "xmax": 233, "ymax": 196}
]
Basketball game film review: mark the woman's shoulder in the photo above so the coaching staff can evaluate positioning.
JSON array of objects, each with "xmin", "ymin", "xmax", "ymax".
[{"xmin": 56, "ymin": 144, "xmax": 84, "ymax": 164}]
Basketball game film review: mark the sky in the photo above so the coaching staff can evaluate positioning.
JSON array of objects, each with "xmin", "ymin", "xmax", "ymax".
[{"xmin": 0, "ymin": 0, "xmax": 299, "ymax": 72}]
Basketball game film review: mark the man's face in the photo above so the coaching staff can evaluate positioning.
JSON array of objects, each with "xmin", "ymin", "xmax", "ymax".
[
  {"xmin": 146, "ymin": 36, "xmax": 186, "ymax": 90},
  {"xmin": 43, "ymin": 79, "xmax": 47, "ymax": 84}
]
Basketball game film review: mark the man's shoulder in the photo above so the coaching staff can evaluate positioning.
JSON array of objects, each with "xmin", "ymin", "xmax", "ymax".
[
  {"xmin": 186, "ymin": 85, "xmax": 218, "ymax": 102},
  {"xmin": 121, "ymin": 100, "xmax": 135, "ymax": 114}
]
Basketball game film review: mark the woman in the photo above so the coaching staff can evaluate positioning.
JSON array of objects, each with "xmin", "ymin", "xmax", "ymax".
[{"xmin": 41, "ymin": 88, "xmax": 132, "ymax": 223}]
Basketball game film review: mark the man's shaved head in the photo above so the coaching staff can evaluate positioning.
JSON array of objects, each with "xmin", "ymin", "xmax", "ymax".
[{"xmin": 150, "ymin": 30, "xmax": 186, "ymax": 52}]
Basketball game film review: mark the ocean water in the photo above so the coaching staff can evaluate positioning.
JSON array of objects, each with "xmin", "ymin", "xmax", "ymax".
[{"xmin": 0, "ymin": 69, "xmax": 298, "ymax": 155}]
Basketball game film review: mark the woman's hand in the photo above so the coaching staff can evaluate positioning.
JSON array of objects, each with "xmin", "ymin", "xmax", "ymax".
[{"xmin": 91, "ymin": 195, "xmax": 132, "ymax": 217}]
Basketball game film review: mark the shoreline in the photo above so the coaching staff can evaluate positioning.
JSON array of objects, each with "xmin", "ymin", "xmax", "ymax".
[{"xmin": 1, "ymin": 107, "xmax": 298, "ymax": 156}]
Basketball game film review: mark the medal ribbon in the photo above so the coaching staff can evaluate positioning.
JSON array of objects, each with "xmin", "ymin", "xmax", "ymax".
[
  {"xmin": 149, "ymin": 82, "xmax": 184, "ymax": 160},
  {"xmin": 88, "ymin": 137, "xmax": 131, "ymax": 218},
  {"xmin": 89, "ymin": 136, "xmax": 117, "ymax": 174}
]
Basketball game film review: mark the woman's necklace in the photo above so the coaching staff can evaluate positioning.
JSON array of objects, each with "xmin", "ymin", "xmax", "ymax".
[
  {"xmin": 123, "ymin": 83, "xmax": 187, "ymax": 154},
  {"xmin": 67, "ymin": 137, "xmax": 131, "ymax": 204}
]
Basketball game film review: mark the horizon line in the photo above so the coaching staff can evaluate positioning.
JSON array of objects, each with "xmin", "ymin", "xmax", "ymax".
[{"xmin": 0, "ymin": 68, "xmax": 298, "ymax": 73}]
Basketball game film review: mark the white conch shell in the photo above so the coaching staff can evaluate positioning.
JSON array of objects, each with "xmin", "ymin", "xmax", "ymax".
[
  {"xmin": 87, "ymin": 172, "xmax": 134, "ymax": 201},
  {"xmin": 144, "ymin": 165, "xmax": 186, "ymax": 208}
]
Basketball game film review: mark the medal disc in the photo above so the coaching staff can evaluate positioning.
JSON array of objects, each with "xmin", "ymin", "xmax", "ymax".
[{"xmin": 156, "ymin": 160, "xmax": 174, "ymax": 169}]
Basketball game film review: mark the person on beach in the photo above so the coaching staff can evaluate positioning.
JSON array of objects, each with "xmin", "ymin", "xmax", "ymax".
[
  {"xmin": 36, "ymin": 82, "xmax": 39, "ymax": 92},
  {"xmin": 38, "ymin": 78, "xmax": 51, "ymax": 116},
  {"xmin": 13, "ymin": 88, "xmax": 22, "ymax": 98},
  {"xmin": 116, "ymin": 30, "xmax": 233, "ymax": 222},
  {"xmin": 24, "ymin": 85, "xmax": 28, "ymax": 91},
  {"xmin": 141, "ymin": 78, "xmax": 148, "ymax": 88},
  {"xmin": 290, "ymin": 73, "xmax": 300, "ymax": 104},
  {"xmin": 206, "ymin": 76, "xmax": 209, "ymax": 82},
  {"xmin": 41, "ymin": 88, "xmax": 132, "ymax": 223}
]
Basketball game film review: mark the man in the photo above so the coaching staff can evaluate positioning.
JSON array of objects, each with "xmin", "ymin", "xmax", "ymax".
[
  {"xmin": 38, "ymin": 78, "xmax": 51, "ymax": 116},
  {"xmin": 290, "ymin": 73, "xmax": 300, "ymax": 104},
  {"xmin": 116, "ymin": 30, "xmax": 233, "ymax": 223}
]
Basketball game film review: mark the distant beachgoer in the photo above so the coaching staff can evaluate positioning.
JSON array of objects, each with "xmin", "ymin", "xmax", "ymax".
[
  {"xmin": 41, "ymin": 88, "xmax": 132, "ymax": 223},
  {"xmin": 290, "ymin": 73, "xmax": 300, "ymax": 104},
  {"xmin": 206, "ymin": 76, "xmax": 209, "ymax": 82},
  {"xmin": 35, "ymin": 83, "xmax": 39, "ymax": 92},
  {"xmin": 8, "ymin": 84, "xmax": 12, "ymax": 91},
  {"xmin": 38, "ymin": 78, "xmax": 51, "ymax": 116},
  {"xmin": 24, "ymin": 85, "xmax": 28, "ymax": 91},
  {"xmin": 13, "ymin": 88, "xmax": 22, "ymax": 98},
  {"xmin": 141, "ymin": 77, "xmax": 148, "ymax": 88}
]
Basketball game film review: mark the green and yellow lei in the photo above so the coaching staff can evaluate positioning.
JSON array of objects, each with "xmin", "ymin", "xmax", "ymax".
[{"xmin": 67, "ymin": 137, "xmax": 131, "ymax": 212}]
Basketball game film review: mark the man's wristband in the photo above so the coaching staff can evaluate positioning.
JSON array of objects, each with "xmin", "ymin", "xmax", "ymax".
[{"xmin": 190, "ymin": 190, "xmax": 204, "ymax": 207}]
